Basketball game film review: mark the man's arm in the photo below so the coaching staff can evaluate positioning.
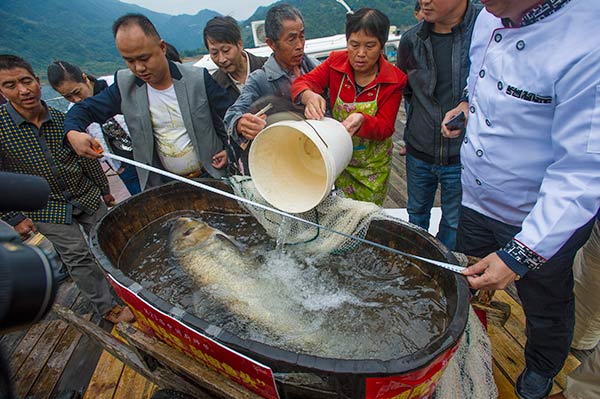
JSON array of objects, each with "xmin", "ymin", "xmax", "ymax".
[
  {"xmin": 80, "ymin": 158, "xmax": 110, "ymax": 196},
  {"xmin": 224, "ymin": 71, "xmax": 266, "ymax": 144},
  {"xmin": 291, "ymin": 55, "xmax": 333, "ymax": 120},
  {"xmin": 500, "ymin": 53, "xmax": 600, "ymax": 272},
  {"xmin": 64, "ymin": 80, "xmax": 123, "ymax": 158},
  {"xmin": 464, "ymin": 51, "xmax": 600, "ymax": 289}
]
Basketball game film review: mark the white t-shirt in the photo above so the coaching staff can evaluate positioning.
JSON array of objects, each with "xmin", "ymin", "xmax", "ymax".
[{"xmin": 147, "ymin": 84, "xmax": 202, "ymax": 175}]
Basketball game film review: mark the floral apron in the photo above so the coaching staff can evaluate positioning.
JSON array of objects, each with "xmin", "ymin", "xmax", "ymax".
[{"xmin": 332, "ymin": 75, "xmax": 392, "ymax": 205}]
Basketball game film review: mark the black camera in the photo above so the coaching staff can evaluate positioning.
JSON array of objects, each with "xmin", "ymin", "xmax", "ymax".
[{"xmin": 0, "ymin": 172, "xmax": 58, "ymax": 334}]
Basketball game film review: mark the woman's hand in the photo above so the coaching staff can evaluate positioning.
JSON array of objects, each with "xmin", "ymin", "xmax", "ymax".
[
  {"xmin": 342, "ymin": 113, "xmax": 364, "ymax": 136},
  {"xmin": 301, "ymin": 90, "xmax": 326, "ymax": 120}
]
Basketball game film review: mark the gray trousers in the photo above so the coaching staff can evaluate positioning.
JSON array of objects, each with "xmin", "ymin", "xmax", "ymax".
[
  {"xmin": 565, "ymin": 345, "xmax": 600, "ymax": 399},
  {"xmin": 36, "ymin": 203, "xmax": 116, "ymax": 316}
]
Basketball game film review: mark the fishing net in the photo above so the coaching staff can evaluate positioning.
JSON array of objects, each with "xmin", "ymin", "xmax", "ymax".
[
  {"xmin": 433, "ymin": 308, "xmax": 498, "ymax": 399},
  {"xmin": 229, "ymin": 176, "xmax": 394, "ymax": 254},
  {"xmin": 228, "ymin": 177, "xmax": 497, "ymax": 399}
]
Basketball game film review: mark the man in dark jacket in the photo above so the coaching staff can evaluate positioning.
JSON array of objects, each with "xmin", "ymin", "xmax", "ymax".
[
  {"xmin": 203, "ymin": 16, "xmax": 268, "ymax": 100},
  {"xmin": 203, "ymin": 16, "xmax": 268, "ymax": 174},
  {"xmin": 397, "ymin": 0, "xmax": 481, "ymax": 250}
]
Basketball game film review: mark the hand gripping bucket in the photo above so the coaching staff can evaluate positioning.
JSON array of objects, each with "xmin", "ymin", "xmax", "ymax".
[{"xmin": 249, "ymin": 117, "xmax": 353, "ymax": 213}]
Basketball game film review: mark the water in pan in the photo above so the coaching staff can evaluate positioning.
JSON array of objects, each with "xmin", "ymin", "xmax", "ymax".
[{"xmin": 119, "ymin": 211, "xmax": 448, "ymax": 361}]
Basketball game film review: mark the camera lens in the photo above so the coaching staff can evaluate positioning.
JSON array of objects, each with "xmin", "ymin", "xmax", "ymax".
[{"xmin": 0, "ymin": 242, "xmax": 58, "ymax": 334}]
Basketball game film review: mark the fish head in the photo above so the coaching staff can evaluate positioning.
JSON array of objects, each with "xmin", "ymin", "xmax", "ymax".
[{"xmin": 169, "ymin": 217, "xmax": 216, "ymax": 256}]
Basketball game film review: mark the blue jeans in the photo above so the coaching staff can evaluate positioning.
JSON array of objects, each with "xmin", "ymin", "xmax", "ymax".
[
  {"xmin": 405, "ymin": 153, "xmax": 462, "ymax": 250},
  {"xmin": 118, "ymin": 162, "xmax": 141, "ymax": 195}
]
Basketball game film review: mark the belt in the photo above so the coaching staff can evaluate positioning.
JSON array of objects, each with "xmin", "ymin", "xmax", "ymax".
[{"xmin": 185, "ymin": 168, "xmax": 206, "ymax": 179}]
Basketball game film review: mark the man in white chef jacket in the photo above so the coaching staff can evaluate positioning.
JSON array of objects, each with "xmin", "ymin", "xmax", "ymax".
[{"xmin": 442, "ymin": 1, "xmax": 600, "ymax": 398}]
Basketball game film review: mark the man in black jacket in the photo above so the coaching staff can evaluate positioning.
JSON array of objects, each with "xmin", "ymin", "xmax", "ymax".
[
  {"xmin": 397, "ymin": 0, "xmax": 481, "ymax": 250},
  {"xmin": 203, "ymin": 16, "xmax": 268, "ymax": 101}
]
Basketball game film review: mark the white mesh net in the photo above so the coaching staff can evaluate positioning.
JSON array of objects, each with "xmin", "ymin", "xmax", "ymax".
[
  {"xmin": 229, "ymin": 176, "xmax": 497, "ymax": 399},
  {"xmin": 433, "ymin": 308, "xmax": 498, "ymax": 399},
  {"xmin": 230, "ymin": 176, "xmax": 394, "ymax": 254}
]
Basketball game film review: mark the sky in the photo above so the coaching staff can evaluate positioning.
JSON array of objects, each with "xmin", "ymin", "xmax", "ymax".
[{"xmin": 120, "ymin": 0, "xmax": 275, "ymax": 20}]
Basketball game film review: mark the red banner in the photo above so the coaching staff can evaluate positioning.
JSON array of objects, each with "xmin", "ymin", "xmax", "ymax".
[
  {"xmin": 365, "ymin": 343, "xmax": 459, "ymax": 399},
  {"xmin": 108, "ymin": 275, "xmax": 280, "ymax": 399}
]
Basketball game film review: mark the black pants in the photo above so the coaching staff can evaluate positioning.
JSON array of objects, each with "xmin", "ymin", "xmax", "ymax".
[{"xmin": 456, "ymin": 206, "xmax": 596, "ymax": 377}]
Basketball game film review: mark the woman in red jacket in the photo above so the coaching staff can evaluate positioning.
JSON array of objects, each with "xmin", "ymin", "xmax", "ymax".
[{"xmin": 291, "ymin": 8, "xmax": 407, "ymax": 204}]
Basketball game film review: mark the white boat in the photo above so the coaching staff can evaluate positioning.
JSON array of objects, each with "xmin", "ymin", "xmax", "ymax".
[{"xmin": 194, "ymin": 31, "xmax": 402, "ymax": 74}]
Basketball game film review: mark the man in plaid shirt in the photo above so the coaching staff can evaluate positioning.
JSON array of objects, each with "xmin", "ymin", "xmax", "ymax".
[{"xmin": 0, "ymin": 55, "xmax": 133, "ymax": 323}]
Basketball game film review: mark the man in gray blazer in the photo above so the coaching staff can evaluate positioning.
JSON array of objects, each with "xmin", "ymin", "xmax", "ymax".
[{"xmin": 64, "ymin": 14, "xmax": 234, "ymax": 190}]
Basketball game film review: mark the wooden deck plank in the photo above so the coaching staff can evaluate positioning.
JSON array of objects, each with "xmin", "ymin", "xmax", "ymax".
[
  {"xmin": 113, "ymin": 365, "xmax": 157, "ymax": 399},
  {"xmin": 493, "ymin": 361, "xmax": 518, "ymax": 399},
  {"xmin": 489, "ymin": 323, "xmax": 527, "ymax": 385},
  {"xmin": 140, "ymin": 379, "xmax": 160, "ymax": 399},
  {"xmin": 52, "ymin": 312, "xmax": 105, "ymax": 396},
  {"xmin": 9, "ymin": 321, "xmax": 49, "ymax": 378},
  {"xmin": 83, "ymin": 350, "xmax": 125, "ymax": 399},
  {"xmin": 27, "ymin": 314, "xmax": 92, "ymax": 399},
  {"xmin": 0, "ymin": 329, "xmax": 29, "ymax": 359},
  {"xmin": 13, "ymin": 319, "xmax": 70, "ymax": 397},
  {"xmin": 2, "ymin": 279, "xmax": 80, "ymax": 364}
]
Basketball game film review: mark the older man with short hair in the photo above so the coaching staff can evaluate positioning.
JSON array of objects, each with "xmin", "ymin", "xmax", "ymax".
[
  {"xmin": 0, "ymin": 54, "xmax": 132, "ymax": 324},
  {"xmin": 204, "ymin": 16, "xmax": 268, "ymax": 100},
  {"xmin": 224, "ymin": 4, "xmax": 319, "ymax": 154}
]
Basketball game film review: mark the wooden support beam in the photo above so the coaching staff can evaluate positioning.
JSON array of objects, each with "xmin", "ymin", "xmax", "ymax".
[
  {"xmin": 53, "ymin": 305, "xmax": 263, "ymax": 399},
  {"xmin": 117, "ymin": 323, "xmax": 264, "ymax": 399}
]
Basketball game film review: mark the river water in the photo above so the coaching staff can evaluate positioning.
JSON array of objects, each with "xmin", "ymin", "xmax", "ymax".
[{"xmin": 42, "ymin": 85, "xmax": 69, "ymax": 112}]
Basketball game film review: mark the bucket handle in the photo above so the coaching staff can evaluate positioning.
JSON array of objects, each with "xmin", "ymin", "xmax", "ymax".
[{"xmin": 303, "ymin": 120, "xmax": 329, "ymax": 149}]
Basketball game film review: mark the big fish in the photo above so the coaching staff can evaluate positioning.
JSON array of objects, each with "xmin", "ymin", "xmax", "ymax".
[
  {"xmin": 168, "ymin": 216, "xmax": 445, "ymax": 359},
  {"xmin": 168, "ymin": 216, "xmax": 321, "ymax": 343}
]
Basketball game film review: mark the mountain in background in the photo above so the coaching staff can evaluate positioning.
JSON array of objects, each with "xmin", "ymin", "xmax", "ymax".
[
  {"xmin": 1, "ymin": 0, "xmax": 417, "ymax": 77},
  {"xmin": 239, "ymin": 0, "xmax": 418, "ymax": 48}
]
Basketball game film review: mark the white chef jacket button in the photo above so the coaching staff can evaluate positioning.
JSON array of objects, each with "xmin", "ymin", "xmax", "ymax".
[
  {"xmin": 476, "ymin": 179, "xmax": 482, "ymax": 185},
  {"xmin": 476, "ymin": 149, "xmax": 484, "ymax": 157},
  {"xmin": 479, "ymin": 69, "xmax": 486, "ymax": 78},
  {"xmin": 516, "ymin": 40, "xmax": 526, "ymax": 50},
  {"xmin": 494, "ymin": 33, "xmax": 502, "ymax": 42},
  {"xmin": 485, "ymin": 119, "xmax": 492, "ymax": 127},
  {"xmin": 497, "ymin": 81, "xmax": 504, "ymax": 90},
  {"xmin": 464, "ymin": 136, "xmax": 469, "ymax": 144},
  {"xmin": 469, "ymin": 106, "xmax": 476, "ymax": 114}
]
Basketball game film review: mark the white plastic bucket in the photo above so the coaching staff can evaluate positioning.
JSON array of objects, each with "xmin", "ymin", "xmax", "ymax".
[{"xmin": 249, "ymin": 117, "xmax": 353, "ymax": 213}]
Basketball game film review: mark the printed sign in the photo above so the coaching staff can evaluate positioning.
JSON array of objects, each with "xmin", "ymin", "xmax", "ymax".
[
  {"xmin": 365, "ymin": 343, "xmax": 459, "ymax": 399},
  {"xmin": 109, "ymin": 276, "xmax": 280, "ymax": 399}
]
